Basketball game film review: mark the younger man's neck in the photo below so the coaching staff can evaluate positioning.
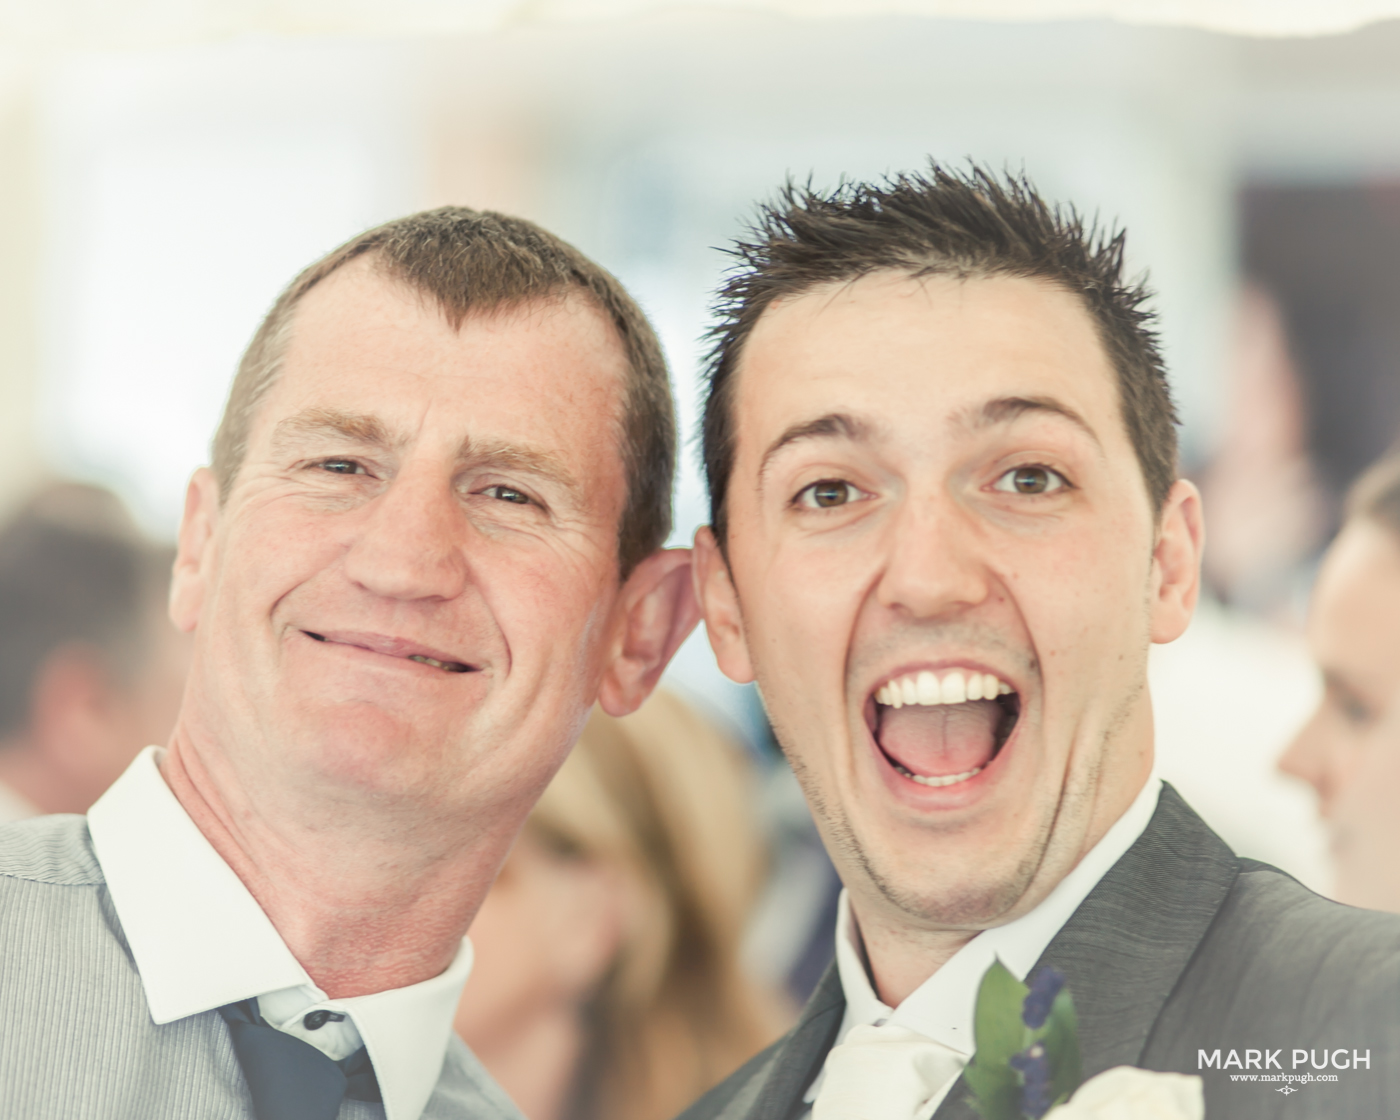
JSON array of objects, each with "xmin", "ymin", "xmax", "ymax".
[{"xmin": 852, "ymin": 903, "xmax": 978, "ymax": 1008}]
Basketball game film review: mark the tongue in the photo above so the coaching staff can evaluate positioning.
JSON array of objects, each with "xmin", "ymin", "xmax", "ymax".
[{"xmin": 877, "ymin": 700, "xmax": 1000, "ymax": 778}]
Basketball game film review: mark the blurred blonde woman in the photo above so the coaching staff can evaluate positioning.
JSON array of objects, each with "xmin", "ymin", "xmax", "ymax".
[{"xmin": 455, "ymin": 688, "xmax": 790, "ymax": 1120}]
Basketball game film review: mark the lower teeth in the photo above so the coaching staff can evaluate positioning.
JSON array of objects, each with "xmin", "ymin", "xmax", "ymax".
[{"xmin": 894, "ymin": 763, "xmax": 983, "ymax": 787}]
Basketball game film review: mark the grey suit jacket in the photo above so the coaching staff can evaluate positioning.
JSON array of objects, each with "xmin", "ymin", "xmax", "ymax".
[
  {"xmin": 0, "ymin": 814, "xmax": 525, "ymax": 1120},
  {"xmin": 679, "ymin": 785, "xmax": 1400, "ymax": 1120}
]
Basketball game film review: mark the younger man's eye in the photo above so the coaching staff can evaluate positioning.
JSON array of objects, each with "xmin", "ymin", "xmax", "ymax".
[
  {"xmin": 993, "ymin": 465, "xmax": 1068, "ymax": 495},
  {"xmin": 797, "ymin": 480, "xmax": 859, "ymax": 509}
]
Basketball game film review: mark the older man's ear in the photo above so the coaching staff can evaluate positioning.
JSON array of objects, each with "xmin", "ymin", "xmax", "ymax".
[
  {"xmin": 596, "ymin": 548, "xmax": 702, "ymax": 717},
  {"xmin": 169, "ymin": 468, "xmax": 222, "ymax": 635}
]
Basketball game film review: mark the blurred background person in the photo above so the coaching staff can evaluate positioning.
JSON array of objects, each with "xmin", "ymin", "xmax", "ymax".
[
  {"xmin": 454, "ymin": 688, "xmax": 790, "ymax": 1120},
  {"xmin": 0, "ymin": 481, "xmax": 189, "ymax": 820},
  {"xmin": 1280, "ymin": 451, "xmax": 1400, "ymax": 912}
]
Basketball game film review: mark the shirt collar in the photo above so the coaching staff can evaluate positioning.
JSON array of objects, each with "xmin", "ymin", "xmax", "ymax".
[
  {"xmin": 87, "ymin": 747, "xmax": 474, "ymax": 1120},
  {"xmin": 832, "ymin": 774, "xmax": 1163, "ymax": 1056}
]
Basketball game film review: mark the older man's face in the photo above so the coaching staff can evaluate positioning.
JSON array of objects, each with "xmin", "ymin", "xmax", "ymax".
[
  {"xmin": 173, "ymin": 259, "xmax": 635, "ymax": 816},
  {"xmin": 698, "ymin": 271, "xmax": 1200, "ymax": 936}
]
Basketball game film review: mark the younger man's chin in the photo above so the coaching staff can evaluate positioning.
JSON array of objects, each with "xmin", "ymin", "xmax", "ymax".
[{"xmin": 864, "ymin": 852, "xmax": 1043, "ymax": 932}]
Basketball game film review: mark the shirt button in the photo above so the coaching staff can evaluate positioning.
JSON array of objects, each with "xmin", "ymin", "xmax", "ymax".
[{"xmin": 303, "ymin": 1010, "xmax": 343, "ymax": 1031}]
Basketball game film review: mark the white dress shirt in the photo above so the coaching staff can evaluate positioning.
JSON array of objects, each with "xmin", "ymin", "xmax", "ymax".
[
  {"xmin": 803, "ymin": 775, "xmax": 1163, "ymax": 1118},
  {"xmin": 87, "ymin": 747, "xmax": 475, "ymax": 1120},
  {"xmin": 0, "ymin": 779, "xmax": 40, "ymax": 823}
]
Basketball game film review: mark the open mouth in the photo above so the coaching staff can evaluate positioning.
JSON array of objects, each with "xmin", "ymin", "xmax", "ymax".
[
  {"xmin": 870, "ymin": 669, "xmax": 1020, "ymax": 789},
  {"xmin": 303, "ymin": 631, "xmax": 475, "ymax": 674}
]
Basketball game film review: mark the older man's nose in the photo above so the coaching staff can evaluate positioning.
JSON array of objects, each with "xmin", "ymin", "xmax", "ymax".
[
  {"xmin": 343, "ymin": 475, "xmax": 471, "ymax": 602},
  {"xmin": 875, "ymin": 496, "xmax": 991, "ymax": 621}
]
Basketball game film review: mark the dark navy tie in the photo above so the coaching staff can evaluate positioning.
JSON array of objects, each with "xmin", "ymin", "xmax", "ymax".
[{"xmin": 217, "ymin": 998, "xmax": 381, "ymax": 1120}]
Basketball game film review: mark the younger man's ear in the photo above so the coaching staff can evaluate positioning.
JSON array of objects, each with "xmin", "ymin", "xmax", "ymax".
[
  {"xmin": 692, "ymin": 526, "xmax": 755, "ymax": 686},
  {"xmin": 169, "ymin": 469, "xmax": 222, "ymax": 634},
  {"xmin": 1149, "ymin": 478, "xmax": 1205, "ymax": 644},
  {"xmin": 597, "ymin": 548, "xmax": 701, "ymax": 717}
]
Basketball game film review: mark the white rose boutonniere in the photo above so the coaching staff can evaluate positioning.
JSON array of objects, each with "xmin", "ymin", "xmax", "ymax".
[
  {"xmin": 1046, "ymin": 1066, "xmax": 1203, "ymax": 1120},
  {"xmin": 963, "ymin": 960, "xmax": 1204, "ymax": 1119}
]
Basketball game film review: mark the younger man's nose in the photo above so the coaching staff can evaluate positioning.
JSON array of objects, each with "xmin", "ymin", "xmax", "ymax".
[{"xmin": 875, "ymin": 498, "xmax": 991, "ymax": 620}]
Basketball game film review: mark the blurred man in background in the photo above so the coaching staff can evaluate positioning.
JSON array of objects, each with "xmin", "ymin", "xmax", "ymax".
[
  {"xmin": 1281, "ymin": 450, "xmax": 1400, "ymax": 912},
  {"xmin": 0, "ymin": 481, "xmax": 188, "ymax": 820}
]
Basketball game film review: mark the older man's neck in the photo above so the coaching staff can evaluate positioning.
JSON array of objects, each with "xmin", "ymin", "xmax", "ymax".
[{"xmin": 159, "ymin": 733, "xmax": 509, "ymax": 999}]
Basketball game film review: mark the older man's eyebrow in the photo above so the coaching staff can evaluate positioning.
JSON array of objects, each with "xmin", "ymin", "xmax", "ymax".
[
  {"xmin": 455, "ymin": 438, "xmax": 581, "ymax": 497},
  {"xmin": 270, "ymin": 411, "xmax": 580, "ymax": 495},
  {"xmin": 759, "ymin": 413, "xmax": 879, "ymax": 479},
  {"xmin": 966, "ymin": 396, "xmax": 1102, "ymax": 448},
  {"xmin": 271, "ymin": 408, "xmax": 397, "ymax": 452}
]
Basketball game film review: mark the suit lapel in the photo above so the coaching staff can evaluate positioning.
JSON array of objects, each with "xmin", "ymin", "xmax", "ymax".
[
  {"xmin": 746, "ymin": 964, "xmax": 845, "ymax": 1120},
  {"xmin": 931, "ymin": 784, "xmax": 1239, "ymax": 1120}
]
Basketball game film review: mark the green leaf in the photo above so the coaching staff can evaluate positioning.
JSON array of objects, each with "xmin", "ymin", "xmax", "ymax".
[
  {"xmin": 964, "ymin": 959, "xmax": 1030, "ymax": 1120},
  {"xmin": 963, "ymin": 1054, "xmax": 1022, "ymax": 1120},
  {"xmin": 974, "ymin": 959, "xmax": 1030, "ymax": 1063},
  {"xmin": 1039, "ymin": 987, "xmax": 1083, "ymax": 1106}
]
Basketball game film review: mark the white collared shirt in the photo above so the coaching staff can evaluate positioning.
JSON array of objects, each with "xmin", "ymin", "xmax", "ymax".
[
  {"xmin": 87, "ymin": 747, "xmax": 475, "ymax": 1120},
  {"xmin": 803, "ymin": 775, "xmax": 1163, "ymax": 1118}
]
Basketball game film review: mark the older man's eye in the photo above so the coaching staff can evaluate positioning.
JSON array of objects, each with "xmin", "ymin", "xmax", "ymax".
[
  {"xmin": 797, "ymin": 480, "xmax": 860, "ymax": 509},
  {"xmin": 483, "ymin": 485, "xmax": 531, "ymax": 505},
  {"xmin": 993, "ymin": 465, "xmax": 1067, "ymax": 495},
  {"xmin": 319, "ymin": 459, "xmax": 365, "ymax": 475}
]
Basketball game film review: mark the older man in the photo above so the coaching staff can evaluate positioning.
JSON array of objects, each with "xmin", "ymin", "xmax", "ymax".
[
  {"xmin": 683, "ymin": 167, "xmax": 1400, "ymax": 1120},
  {"xmin": 0, "ymin": 209, "xmax": 697, "ymax": 1120}
]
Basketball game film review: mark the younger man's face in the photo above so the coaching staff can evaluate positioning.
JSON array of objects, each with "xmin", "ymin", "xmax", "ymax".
[{"xmin": 696, "ymin": 271, "xmax": 1201, "ymax": 937}]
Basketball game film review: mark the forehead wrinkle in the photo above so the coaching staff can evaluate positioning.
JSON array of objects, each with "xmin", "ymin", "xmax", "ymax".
[{"xmin": 957, "ymin": 395, "xmax": 1103, "ymax": 451}]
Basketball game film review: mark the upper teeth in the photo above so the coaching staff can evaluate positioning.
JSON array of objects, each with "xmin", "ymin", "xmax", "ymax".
[
  {"xmin": 876, "ymin": 670, "xmax": 1012, "ymax": 708},
  {"xmin": 409, "ymin": 654, "xmax": 466, "ymax": 673}
]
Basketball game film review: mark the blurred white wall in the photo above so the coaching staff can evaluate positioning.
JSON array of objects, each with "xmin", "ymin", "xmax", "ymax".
[{"xmin": 36, "ymin": 40, "xmax": 426, "ymax": 536}]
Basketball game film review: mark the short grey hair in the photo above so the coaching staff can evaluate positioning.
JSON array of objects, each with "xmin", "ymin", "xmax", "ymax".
[{"xmin": 211, "ymin": 207, "xmax": 676, "ymax": 579}]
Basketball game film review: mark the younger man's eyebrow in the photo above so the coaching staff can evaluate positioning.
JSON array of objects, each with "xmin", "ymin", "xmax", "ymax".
[
  {"xmin": 969, "ymin": 396, "xmax": 1102, "ymax": 447},
  {"xmin": 759, "ymin": 412, "xmax": 877, "ymax": 478}
]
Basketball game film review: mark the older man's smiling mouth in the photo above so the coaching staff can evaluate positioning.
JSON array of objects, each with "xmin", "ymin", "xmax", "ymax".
[
  {"xmin": 302, "ymin": 630, "xmax": 476, "ymax": 674},
  {"xmin": 871, "ymin": 669, "xmax": 1020, "ymax": 787}
]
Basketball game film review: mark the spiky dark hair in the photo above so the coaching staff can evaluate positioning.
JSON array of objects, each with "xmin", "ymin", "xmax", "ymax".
[{"xmin": 701, "ymin": 163, "xmax": 1178, "ymax": 545}]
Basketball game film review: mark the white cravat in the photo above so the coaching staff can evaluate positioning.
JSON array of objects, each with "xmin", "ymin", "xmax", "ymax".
[
  {"xmin": 802, "ymin": 776, "xmax": 1165, "ymax": 1120},
  {"xmin": 812, "ymin": 1023, "xmax": 965, "ymax": 1120}
]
